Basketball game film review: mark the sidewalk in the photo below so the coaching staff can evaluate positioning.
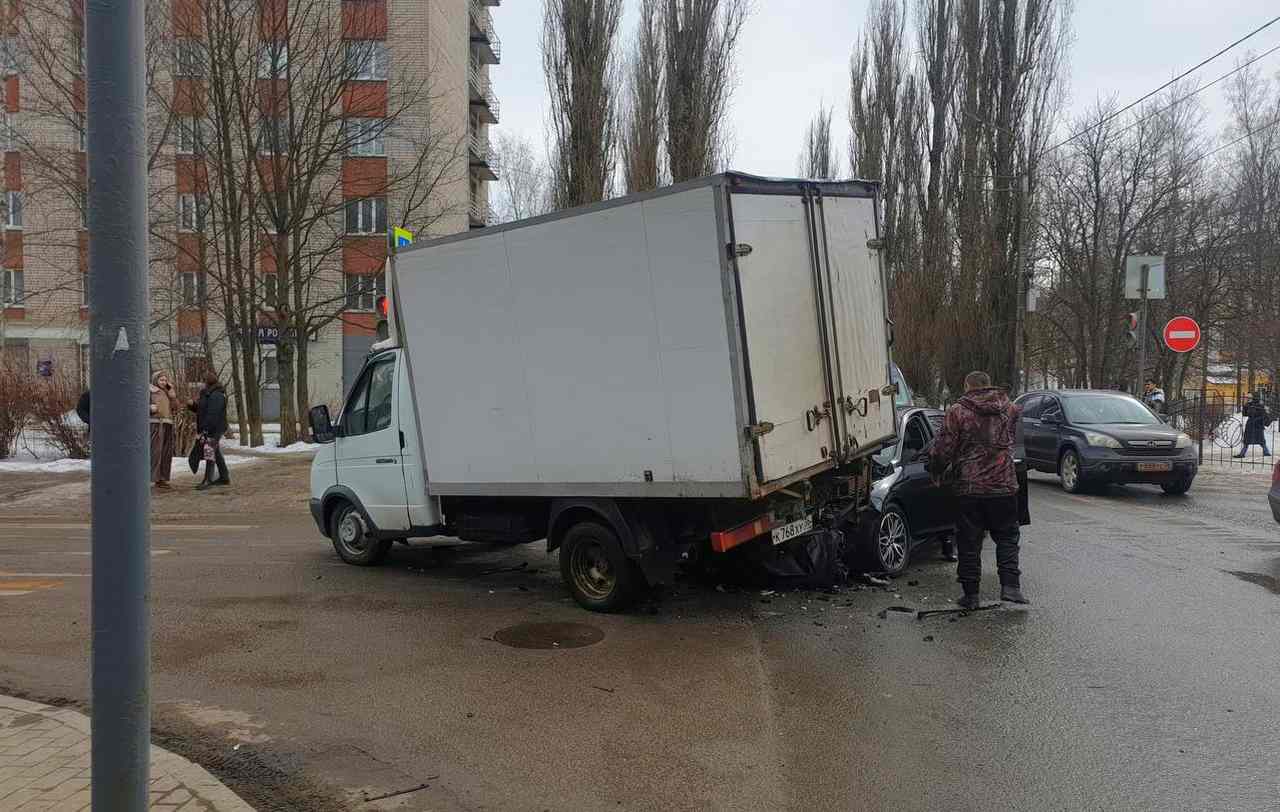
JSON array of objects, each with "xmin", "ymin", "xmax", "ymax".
[{"xmin": 0, "ymin": 695, "xmax": 253, "ymax": 811}]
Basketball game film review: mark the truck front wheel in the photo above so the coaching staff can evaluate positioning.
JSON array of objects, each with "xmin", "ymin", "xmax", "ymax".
[
  {"xmin": 330, "ymin": 501, "xmax": 392, "ymax": 566},
  {"xmin": 559, "ymin": 521, "xmax": 643, "ymax": 613}
]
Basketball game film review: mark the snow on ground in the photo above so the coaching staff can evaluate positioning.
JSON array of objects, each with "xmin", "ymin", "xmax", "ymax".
[
  {"xmin": 0, "ymin": 454, "xmax": 259, "ymax": 476},
  {"xmin": 244, "ymin": 441, "xmax": 320, "ymax": 455}
]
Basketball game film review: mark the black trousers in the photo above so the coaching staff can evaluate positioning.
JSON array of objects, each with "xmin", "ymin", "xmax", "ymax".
[{"xmin": 955, "ymin": 495, "xmax": 1021, "ymax": 592}]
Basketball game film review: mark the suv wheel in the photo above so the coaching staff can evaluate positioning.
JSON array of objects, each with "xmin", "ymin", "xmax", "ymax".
[
  {"xmin": 871, "ymin": 506, "xmax": 911, "ymax": 575},
  {"xmin": 1060, "ymin": 449, "xmax": 1086, "ymax": 494}
]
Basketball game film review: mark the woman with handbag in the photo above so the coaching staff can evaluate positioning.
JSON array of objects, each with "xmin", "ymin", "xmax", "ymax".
[
  {"xmin": 149, "ymin": 371, "xmax": 179, "ymax": 490},
  {"xmin": 188, "ymin": 371, "xmax": 231, "ymax": 490}
]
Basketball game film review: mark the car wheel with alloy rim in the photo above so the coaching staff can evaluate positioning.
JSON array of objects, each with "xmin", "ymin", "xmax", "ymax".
[
  {"xmin": 873, "ymin": 506, "xmax": 911, "ymax": 575},
  {"xmin": 1059, "ymin": 449, "xmax": 1086, "ymax": 494}
]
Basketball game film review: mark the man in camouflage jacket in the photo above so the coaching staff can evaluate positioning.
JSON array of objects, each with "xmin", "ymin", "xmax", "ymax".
[{"xmin": 928, "ymin": 370, "xmax": 1028, "ymax": 607}]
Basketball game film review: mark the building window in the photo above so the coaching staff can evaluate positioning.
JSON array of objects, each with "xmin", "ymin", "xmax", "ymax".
[
  {"xmin": 180, "ymin": 270, "xmax": 205, "ymax": 307},
  {"xmin": 177, "ymin": 116, "xmax": 203, "ymax": 155},
  {"xmin": 345, "ymin": 40, "xmax": 388, "ymax": 81},
  {"xmin": 174, "ymin": 39, "xmax": 204, "ymax": 78},
  {"xmin": 81, "ymin": 271, "xmax": 88, "ymax": 307},
  {"xmin": 1, "ymin": 37, "xmax": 23, "ymax": 76},
  {"xmin": 3, "ymin": 110, "xmax": 15, "ymax": 152},
  {"xmin": 5, "ymin": 191, "xmax": 22, "ymax": 229},
  {"xmin": 258, "ymin": 116, "xmax": 289, "ymax": 155},
  {"xmin": 75, "ymin": 113, "xmax": 85, "ymax": 152},
  {"xmin": 177, "ymin": 193, "xmax": 205, "ymax": 232},
  {"xmin": 345, "ymin": 272, "xmax": 384, "ymax": 311},
  {"xmin": 257, "ymin": 42, "xmax": 288, "ymax": 79},
  {"xmin": 344, "ymin": 197, "xmax": 386, "ymax": 235},
  {"xmin": 73, "ymin": 30, "xmax": 84, "ymax": 75},
  {"xmin": 79, "ymin": 188, "xmax": 87, "ymax": 229},
  {"xmin": 184, "ymin": 354, "xmax": 212, "ymax": 385},
  {"xmin": 260, "ymin": 349, "xmax": 279, "ymax": 386},
  {"xmin": 345, "ymin": 118, "xmax": 386, "ymax": 157},
  {"xmin": 262, "ymin": 272, "xmax": 278, "ymax": 309},
  {"xmin": 1, "ymin": 268, "xmax": 22, "ymax": 305}
]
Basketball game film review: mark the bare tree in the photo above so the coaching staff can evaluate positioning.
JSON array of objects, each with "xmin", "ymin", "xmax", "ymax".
[
  {"xmin": 622, "ymin": 0, "xmax": 666, "ymax": 193},
  {"xmin": 797, "ymin": 104, "xmax": 839, "ymax": 179},
  {"xmin": 542, "ymin": 0, "xmax": 624, "ymax": 208},
  {"xmin": 491, "ymin": 132, "xmax": 550, "ymax": 223},
  {"xmin": 664, "ymin": 0, "xmax": 750, "ymax": 182}
]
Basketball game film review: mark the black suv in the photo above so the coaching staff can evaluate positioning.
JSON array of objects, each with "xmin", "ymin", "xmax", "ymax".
[{"xmin": 1015, "ymin": 390, "xmax": 1197, "ymax": 495}]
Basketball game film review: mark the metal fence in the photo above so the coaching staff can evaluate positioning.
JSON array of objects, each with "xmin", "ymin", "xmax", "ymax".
[{"xmin": 1164, "ymin": 392, "xmax": 1279, "ymax": 470}]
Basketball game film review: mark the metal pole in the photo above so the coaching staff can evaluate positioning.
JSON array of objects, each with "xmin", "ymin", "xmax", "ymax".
[
  {"xmin": 1136, "ymin": 265, "xmax": 1149, "ymax": 395},
  {"xmin": 1198, "ymin": 330, "xmax": 1210, "ymax": 466},
  {"xmin": 87, "ymin": 0, "xmax": 151, "ymax": 808},
  {"xmin": 1012, "ymin": 169, "xmax": 1031, "ymax": 395}
]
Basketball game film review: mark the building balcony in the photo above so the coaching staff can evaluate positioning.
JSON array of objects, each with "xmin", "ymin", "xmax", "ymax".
[
  {"xmin": 469, "ymin": 132, "xmax": 498, "ymax": 181},
  {"xmin": 468, "ymin": 59, "xmax": 499, "ymax": 124},
  {"xmin": 469, "ymin": 0, "xmax": 501, "ymax": 65},
  {"xmin": 469, "ymin": 198, "xmax": 492, "ymax": 229}
]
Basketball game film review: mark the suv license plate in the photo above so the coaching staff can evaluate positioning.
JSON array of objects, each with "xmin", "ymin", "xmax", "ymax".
[
  {"xmin": 771, "ymin": 516, "xmax": 814, "ymax": 546},
  {"xmin": 1137, "ymin": 462, "xmax": 1173, "ymax": 472}
]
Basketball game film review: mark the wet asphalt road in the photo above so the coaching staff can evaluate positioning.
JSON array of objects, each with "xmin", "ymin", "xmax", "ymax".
[{"xmin": 1, "ymin": 469, "xmax": 1279, "ymax": 811}]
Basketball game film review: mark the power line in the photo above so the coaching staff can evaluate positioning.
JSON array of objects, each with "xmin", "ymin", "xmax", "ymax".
[
  {"xmin": 1195, "ymin": 114, "xmax": 1280, "ymax": 163},
  {"xmin": 1042, "ymin": 13, "xmax": 1280, "ymax": 156},
  {"xmin": 1108, "ymin": 42, "xmax": 1280, "ymax": 142}
]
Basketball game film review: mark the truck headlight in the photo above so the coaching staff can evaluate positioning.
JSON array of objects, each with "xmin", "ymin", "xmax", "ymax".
[
  {"xmin": 1083, "ymin": 431, "xmax": 1122, "ymax": 449},
  {"xmin": 1176, "ymin": 433, "xmax": 1194, "ymax": 449}
]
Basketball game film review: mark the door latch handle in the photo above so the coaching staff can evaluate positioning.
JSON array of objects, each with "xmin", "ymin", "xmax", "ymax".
[{"xmin": 375, "ymin": 458, "xmax": 397, "ymax": 464}]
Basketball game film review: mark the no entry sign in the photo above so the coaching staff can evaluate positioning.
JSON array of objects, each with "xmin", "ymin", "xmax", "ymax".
[{"xmin": 1163, "ymin": 316, "xmax": 1201, "ymax": 353}]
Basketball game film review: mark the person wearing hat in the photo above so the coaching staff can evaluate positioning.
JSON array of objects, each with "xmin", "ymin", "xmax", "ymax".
[{"xmin": 149, "ymin": 370, "xmax": 180, "ymax": 490}]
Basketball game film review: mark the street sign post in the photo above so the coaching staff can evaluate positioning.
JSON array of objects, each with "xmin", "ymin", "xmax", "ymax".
[
  {"xmin": 1125, "ymin": 255, "xmax": 1165, "ymax": 393},
  {"xmin": 1163, "ymin": 316, "xmax": 1201, "ymax": 354}
]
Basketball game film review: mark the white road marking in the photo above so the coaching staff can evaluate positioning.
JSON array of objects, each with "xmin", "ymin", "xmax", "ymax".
[
  {"xmin": 0, "ymin": 523, "xmax": 254, "ymax": 531},
  {"xmin": 0, "ymin": 572, "xmax": 90, "ymax": 577}
]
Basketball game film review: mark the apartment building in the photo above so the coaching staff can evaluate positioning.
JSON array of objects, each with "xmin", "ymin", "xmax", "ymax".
[{"xmin": 0, "ymin": 0, "xmax": 499, "ymax": 421}]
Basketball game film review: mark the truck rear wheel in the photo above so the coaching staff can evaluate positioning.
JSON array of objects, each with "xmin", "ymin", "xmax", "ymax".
[
  {"xmin": 330, "ymin": 501, "xmax": 392, "ymax": 566},
  {"xmin": 559, "ymin": 521, "xmax": 643, "ymax": 613}
]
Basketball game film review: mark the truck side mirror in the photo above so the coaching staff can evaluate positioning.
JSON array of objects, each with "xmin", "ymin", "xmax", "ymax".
[{"xmin": 309, "ymin": 405, "xmax": 336, "ymax": 444}]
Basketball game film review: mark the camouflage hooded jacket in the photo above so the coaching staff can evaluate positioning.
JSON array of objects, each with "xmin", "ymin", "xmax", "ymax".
[{"xmin": 928, "ymin": 387, "xmax": 1021, "ymax": 497}]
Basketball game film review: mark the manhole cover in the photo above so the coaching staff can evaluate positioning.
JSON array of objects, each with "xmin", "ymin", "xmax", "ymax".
[{"xmin": 492, "ymin": 622, "xmax": 604, "ymax": 650}]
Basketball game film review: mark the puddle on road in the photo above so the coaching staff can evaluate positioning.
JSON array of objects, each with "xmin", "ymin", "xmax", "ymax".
[{"xmin": 492, "ymin": 622, "xmax": 604, "ymax": 650}]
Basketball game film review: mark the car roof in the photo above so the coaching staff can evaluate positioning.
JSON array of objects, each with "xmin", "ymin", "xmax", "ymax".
[{"xmin": 1019, "ymin": 389, "xmax": 1136, "ymax": 399}]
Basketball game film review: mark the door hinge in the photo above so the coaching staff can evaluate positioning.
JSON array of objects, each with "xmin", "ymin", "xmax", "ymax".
[
  {"xmin": 745, "ymin": 421, "xmax": 774, "ymax": 440},
  {"xmin": 866, "ymin": 237, "xmax": 886, "ymax": 250},
  {"xmin": 729, "ymin": 242, "xmax": 753, "ymax": 259}
]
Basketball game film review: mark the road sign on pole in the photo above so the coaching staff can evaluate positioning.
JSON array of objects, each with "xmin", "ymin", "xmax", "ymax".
[
  {"xmin": 1163, "ymin": 316, "xmax": 1201, "ymax": 354},
  {"xmin": 1125, "ymin": 256, "xmax": 1166, "ymax": 300}
]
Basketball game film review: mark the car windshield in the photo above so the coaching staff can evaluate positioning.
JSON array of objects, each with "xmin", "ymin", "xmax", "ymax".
[{"xmin": 1062, "ymin": 394, "xmax": 1160, "ymax": 425}]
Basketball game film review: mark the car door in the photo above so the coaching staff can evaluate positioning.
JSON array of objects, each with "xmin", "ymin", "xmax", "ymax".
[
  {"xmin": 1032, "ymin": 396, "xmax": 1064, "ymax": 468},
  {"xmin": 1017, "ymin": 395, "xmax": 1044, "ymax": 466},
  {"xmin": 335, "ymin": 354, "xmax": 410, "ymax": 532},
  {"xmin": 894, "ymin": 413, "xmax": 938, "ymax": 536}
]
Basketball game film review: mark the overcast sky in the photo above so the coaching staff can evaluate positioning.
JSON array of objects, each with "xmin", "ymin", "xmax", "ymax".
[{"xmin": 489, "ymin": 1, "xmax": 1280, "ymax": 178}]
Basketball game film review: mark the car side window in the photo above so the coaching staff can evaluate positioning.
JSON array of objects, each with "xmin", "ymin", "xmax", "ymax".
[
  {"xmin": 1020, "ymin": 395, "xmax": 1043, "ymax": 420},
  {"xmin": 1042, "ymin": 398, "xmax": 1062, "ymax": 421},
  {"xmin": 903, "ymin": 416, "xmax": 928, "ymax": 455},
  {"xmin": 340, "ymin": 356, "xmax": 395, "ymax": 438}
]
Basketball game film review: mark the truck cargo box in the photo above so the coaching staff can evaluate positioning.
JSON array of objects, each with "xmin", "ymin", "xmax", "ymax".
[{"xmin": 392, "ymin": 173, "xmax": 895, "ymax": 501}]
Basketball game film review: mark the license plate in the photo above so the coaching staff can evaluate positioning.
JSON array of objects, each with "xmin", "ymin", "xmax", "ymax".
[
  {"xmin": 771, "ymin": 515, "xmax": 814, "ymax": 546},
  {"xmin": 1137, "ymin": 462, "xmax": 1173, "ymax": 473}
]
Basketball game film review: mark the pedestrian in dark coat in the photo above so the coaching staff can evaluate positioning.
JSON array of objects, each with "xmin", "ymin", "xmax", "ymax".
[
  {"xmin": 188, "ymin": 371, "xmax": 230, "ymax": 489},
  {"xmin": 1236, "ymin": 393, "xmax": 1272, "ymax": 458},
  {"xmin": 927, "ymin": 371, "xmax": 1027, "ymax": 607},
  {"xmin": 149, "ymin": 371, "xmax": 179, "ymax": 489}
]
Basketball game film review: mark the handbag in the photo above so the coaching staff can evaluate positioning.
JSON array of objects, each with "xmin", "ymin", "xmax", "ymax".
[
  {"xmin": 203, "ymin": 435, "xmax": 218, "ymax": 463},
  {"xmin": 187, "ymin": 438, "xmax": 203, "ymax": 474}
]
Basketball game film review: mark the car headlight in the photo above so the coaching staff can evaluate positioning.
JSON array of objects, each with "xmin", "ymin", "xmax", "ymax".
[
  {"xmin": 1083, "ymin": 431, "xmax": 1122, "ymax": 449},
  {"xmin": 1176, "ymin": 433, "xmax": 1194, "ymax": 449}
]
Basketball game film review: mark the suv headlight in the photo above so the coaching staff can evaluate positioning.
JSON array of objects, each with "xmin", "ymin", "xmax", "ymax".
[
  {"xmin": 1175, "ymin": 433, "xmax": 1194, "ymax": 449},
  {"xmin": 1083, "ymin": 431, "xmax": 1122, "ymax": 449}
]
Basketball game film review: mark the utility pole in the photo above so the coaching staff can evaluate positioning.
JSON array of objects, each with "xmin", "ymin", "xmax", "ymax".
[
  {"xmin": 88, "ymin": 1, "xmax": 152, "ymax": 808},
  {"xmin": 1136, "ymin": 263, "xmax": 1150, "ymax": 395},
  {"xmin": 1011, "ymin": 149, "xmax": 1031, "ymax": 395}
]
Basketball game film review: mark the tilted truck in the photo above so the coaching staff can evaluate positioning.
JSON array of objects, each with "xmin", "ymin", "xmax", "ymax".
[{"xmin": 306, "ymin": 173, "xmax": 898, "ymax": 611}]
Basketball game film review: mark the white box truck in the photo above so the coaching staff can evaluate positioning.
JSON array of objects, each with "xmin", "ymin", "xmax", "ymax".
[{"xmin": 307, "ymin": 174, "xmax": 898, "ymax": 611}]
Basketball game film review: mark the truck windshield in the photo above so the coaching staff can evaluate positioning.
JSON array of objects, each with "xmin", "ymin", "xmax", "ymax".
[{"xmin": 1063, "ymin": 395, "xmax": 1160, "ymax": 426}]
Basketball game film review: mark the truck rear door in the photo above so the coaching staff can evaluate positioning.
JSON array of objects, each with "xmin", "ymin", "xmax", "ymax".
[
  {"xmin": 730, "ymin": 193, "xmax": 836, "ymax": 483},
  {"xmin": 818, "ymin": 194, "xmax": 896, "ymax": 454}
]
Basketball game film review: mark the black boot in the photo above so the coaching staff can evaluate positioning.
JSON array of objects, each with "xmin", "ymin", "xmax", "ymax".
[
  {"xmin": 940, "ymin": 539, "xmax": 958, "ymax": 562},
  {"xmin": 956, "ymin": 592, "xmax": 980, "ymax": 610},
  {"xmin": 1000, "ymin": 585, "xmax": 1029, "ymax": 604}
]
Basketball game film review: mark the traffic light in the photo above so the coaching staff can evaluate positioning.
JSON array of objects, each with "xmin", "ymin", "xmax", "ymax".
[
  {"xmin": 1125, "ymin": 312, "xmax": 1139, "ymax": 346},
  {"xmin": 375, "ymin": 295, "xmax": 389, "ymax": 340}
]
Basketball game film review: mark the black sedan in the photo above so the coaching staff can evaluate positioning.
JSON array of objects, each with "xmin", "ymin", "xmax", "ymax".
[{"xmin": 1016, "ymin": 389, "xmax": 1197, "ymax": 495}]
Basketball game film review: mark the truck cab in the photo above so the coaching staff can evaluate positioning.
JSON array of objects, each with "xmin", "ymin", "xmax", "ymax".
[{"xmin": 309, "ymin": 348, "xmax": 439, "ymax": 565}]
